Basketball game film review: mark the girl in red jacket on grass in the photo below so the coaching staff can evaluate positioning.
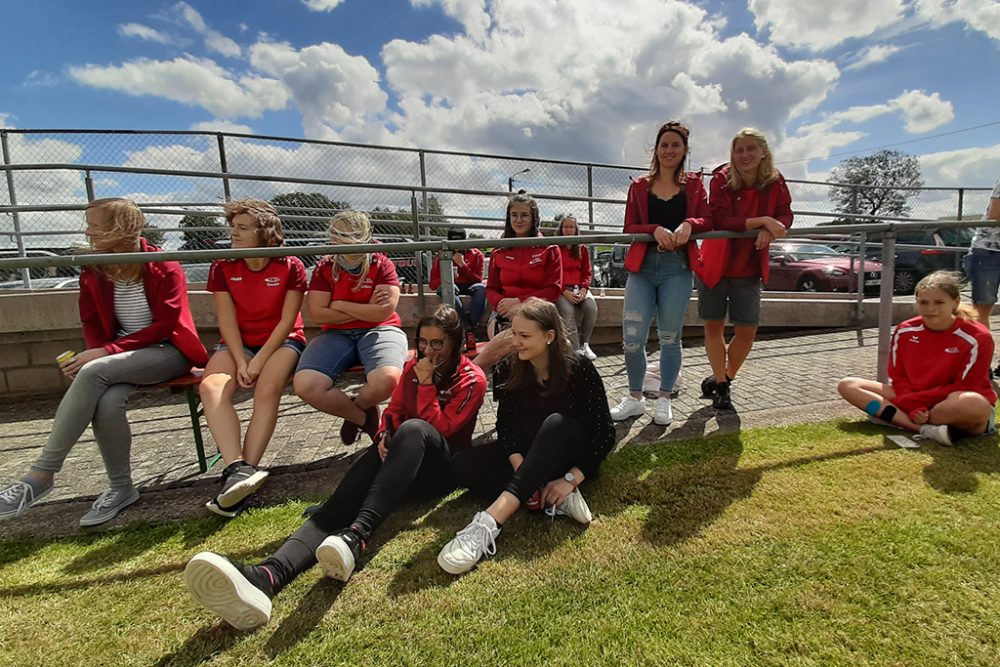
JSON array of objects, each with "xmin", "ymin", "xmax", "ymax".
[
  {"xmin": 698, "ymin": 128, "xmax": 793, "ymax": 412},
  {"xmin": 199, "ymin": 198, "xmax": 308, "ymax": 517},
  {"xmin": 0, "ymin": 198, "xmax": 207, "ymax": 526},
  {"xmin": 838, "ymin": 271, "xmax": 997, "ymax": 446},
  {"xmin": 185, "ymin": 305, "xmax": 487, "ymax": 630}
]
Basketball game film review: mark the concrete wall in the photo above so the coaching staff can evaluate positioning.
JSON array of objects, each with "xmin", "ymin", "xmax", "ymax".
[{"xmin": 0, "ymin": 288, "xmax": 916, "ymax": 396}]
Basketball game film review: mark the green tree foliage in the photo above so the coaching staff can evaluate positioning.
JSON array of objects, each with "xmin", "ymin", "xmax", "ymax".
[
  {"xmin": 140, "ymin": 225, "xmax": 165, "ymax": 247},
  {"xmin": 370, "ymin": 195, "xmax": 449, "ymax": 238},
  {"xmin": 830, "ymin": 150, "xmax": 924, "ymax": 222},
  {"xmin": 269, "ymin": 192, "xmax": 351, "ymax": 237},
  {"xmin": 179, "ymin": 214, "xmax": 226, "ymax": 249}
]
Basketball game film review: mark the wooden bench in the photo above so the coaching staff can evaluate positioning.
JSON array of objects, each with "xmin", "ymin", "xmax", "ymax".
[{"xmin": 159, "ymin": 341, "xmax": 488, "ymax": 473}]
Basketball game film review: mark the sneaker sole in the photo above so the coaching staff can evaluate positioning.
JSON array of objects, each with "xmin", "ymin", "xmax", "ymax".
[
  {"xmin": 315, "ymin": 538, "xmax": 355, "ymax": 582},
  {"xmin": 79, "ymin": 489, "xmax": 140, "ymax": 527},
  {"xmin": 185, "ymin": 552, "xmax": 271, "ymax": 630},
  {"xmin": 216, "ymin": 470, "xmax": 269, "ymax": 508},
  {"xmin": 0, "ymin": 485, "xmax": 52, "ymax": 521},
  {"xmin": 653, "ymin": 413, "xmax": 673, "ymax": 426},
  {"xmin": 610, "ymin": 405, "xmax": 646, "ymax": 421},
  {"xmin": 205, "ymin": 498, "xmax": 241, "ymax": 519}
]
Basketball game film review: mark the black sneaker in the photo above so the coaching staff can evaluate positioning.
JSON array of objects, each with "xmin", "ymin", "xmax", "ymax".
[
  {"xmin": 185, "ymin": 552, "xmax": 275, "ymax": 630},
  {"xmin": 315, "ymin": 529, "xmax": 366, "ymax": 582},
  {"xmin": 206, "ymin": 495, "xmax": 250, "ymax": 518},
  {"xmin": 993, "ymin": 363, "xmax": 1000, "ymax": 379},
  {"xmin": 216, "ymin": 462, "xmax": 269, "ymax": 509},
  {"xmin": 701, "ymin": 375, "xmax": 718, "ymax": 398},
  {"xmin": 340, "ymin": 404, "xmax": 381, "ymax": 445},
  {"xmin": 712, "ymin": 381, "xmax": 734, "ymax": 411}
]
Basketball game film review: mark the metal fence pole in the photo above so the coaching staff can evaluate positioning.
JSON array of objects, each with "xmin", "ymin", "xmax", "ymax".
[
  {"xmin": 957, "ymin": 187, "xmax": 964, "ymax": 221},
  {"xmin": 439, "ymin": 247, "xmax": 455, "ymax": 311},
  {"xmin": 411, "ymin": 192, "xmax": 425, "ymax": 311},
  {"xmin": 217, "ymin": 134, "xmax": 231, "ymax": 202},
  {"xmin": 855, "ymin": 231, "xmax": 867, "ymax": 322},
  {"xmin": 876, "ymin": 229, "xmax": 896, "ymax": 383},
  {"xmin": 1, "ymin": 131, "xmax": 30, "ymax": 288},
  {"xmin": 85, "ymin": 170, "xmax": 95, "ymax": 202},
  {"xmin": 419, "ymin": 150, "xmax": 428, "ymax": 216},
  {"xmin": 587, "ymin": 164, "xmax": 594, "ymax": 231}
]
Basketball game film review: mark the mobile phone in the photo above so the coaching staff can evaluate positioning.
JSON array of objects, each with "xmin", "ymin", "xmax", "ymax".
[
  {"xmin": 56, "ymin": 350, "xmax": 76, "ymax": 364},
  {"xmin": 887, "ymin": 434, "xmax": 919, "ymax": 449}
]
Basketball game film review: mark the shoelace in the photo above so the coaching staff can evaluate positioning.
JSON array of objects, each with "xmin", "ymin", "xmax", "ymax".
[
  {"xmin": 91, "ymin": 490, "xmax": 122, "ymax": 510},
  {"xmin": 455, "ymin": 519, "xmax": 497, "ymax": 558},
  {"xmin": 0, "ymin": 482, "xmax": 29, "ymax": 506}
]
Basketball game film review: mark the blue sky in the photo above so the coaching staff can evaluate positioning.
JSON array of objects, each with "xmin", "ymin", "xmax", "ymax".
[{"xmin": 2, "ymin": 0, "xmax": 998, "ymax": 190}]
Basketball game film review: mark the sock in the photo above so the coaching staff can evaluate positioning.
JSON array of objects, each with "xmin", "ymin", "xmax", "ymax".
[{"xmin": 22, "ymin": 473, "xmax": 53, "ymax": 496}]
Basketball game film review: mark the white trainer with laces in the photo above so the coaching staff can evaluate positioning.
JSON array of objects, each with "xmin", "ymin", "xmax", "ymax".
[
  {"xmin": 919, "ymin": 424, "xmax": 953, "ymax": 447},
  {"xmin": 653, "ymin": 397, "xmax": 673, "ymax": 426},
  {"xmin": 610, "ymin": 395, "xmax": 646, "ymax": 421},
  {"xmin": 438, "ymin": 511, "xmax": 500, "ymax": 575},
  {"xmin": 581, "ymin": 343, "xmax": 598, "ymax": 360},
  {"xmin": 546, "ymin": 488, "xmax": 593, "ymax": 524}
]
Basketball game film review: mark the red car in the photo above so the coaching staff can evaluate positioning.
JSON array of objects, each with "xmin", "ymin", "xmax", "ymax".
[{"xmin": 765, "ymin": 242, "xmax": 883, "ymax": 294}]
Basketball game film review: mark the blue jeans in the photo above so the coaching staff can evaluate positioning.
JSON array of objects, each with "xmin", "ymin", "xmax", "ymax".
[
  {"xmin": 437, "ymin": 283, "xmax": 487, "ymax": 325},
  {"xmin": 622, "ymin": 251, "xmax": 692, "ymax": 393}
]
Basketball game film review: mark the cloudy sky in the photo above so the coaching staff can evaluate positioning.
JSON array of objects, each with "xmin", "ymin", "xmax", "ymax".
[{"xmin": 2, "ymin": 0, "xmax": 999, "ymax": 200}]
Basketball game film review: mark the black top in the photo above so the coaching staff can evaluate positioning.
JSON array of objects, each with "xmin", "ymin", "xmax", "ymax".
[
  {"xmin": 648, "ymin": 191, "xmax": 687, "ymax": 231},
  {"xmin": 495, "ymin": 355, "xmax": 615, "ymax": 478}
]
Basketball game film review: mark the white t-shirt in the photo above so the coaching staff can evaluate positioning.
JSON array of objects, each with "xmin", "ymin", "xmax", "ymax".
[
  {"xmin": 114, "ymin": 280, "xmax": 153, "ymax": 336},
  {"xmin": 969, "ymin": 177, "xmax": 1000, "ymax": 252}
]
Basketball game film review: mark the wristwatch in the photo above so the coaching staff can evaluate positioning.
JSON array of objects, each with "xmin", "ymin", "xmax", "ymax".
[{"xmin": 563, "ymin": 471, "xmax": 576, "ymax": 485}]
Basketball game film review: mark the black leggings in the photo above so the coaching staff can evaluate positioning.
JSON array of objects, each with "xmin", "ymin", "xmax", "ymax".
[
  {"xmin": 451, "ymin": 413, "xmax": 584, "ymax": 504},
  {"xmin": 261, "ymin": 419, "xmax": 454, "ymax": 591}
]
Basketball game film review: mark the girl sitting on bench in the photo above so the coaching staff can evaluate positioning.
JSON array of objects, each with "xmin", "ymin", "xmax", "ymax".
[
  {"xmin": 199, "ymin": 198, "xmax": 308, "ymax": 517},
  {"xmin": 0, "ymin": 198, "xmax": 207, "ymax": 526}
]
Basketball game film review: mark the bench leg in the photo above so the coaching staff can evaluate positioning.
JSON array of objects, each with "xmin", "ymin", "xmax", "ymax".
[{"xmin": 185, "ymin": 386, "xmax": 220, "ymax": 473}]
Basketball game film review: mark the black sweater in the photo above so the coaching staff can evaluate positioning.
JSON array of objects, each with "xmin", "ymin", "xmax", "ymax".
[{"xmin": 495, "ymin": 355, "xmax": 615, "ymax": 478}]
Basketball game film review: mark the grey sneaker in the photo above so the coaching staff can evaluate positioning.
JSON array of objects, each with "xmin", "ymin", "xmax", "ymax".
[
  {"xmin": 0, "ymin": 480, "xmax": 52, "ymax": 521},
  {"xmin": 79, "ymin": 487, "xmax": 140, "ymax": 527}
]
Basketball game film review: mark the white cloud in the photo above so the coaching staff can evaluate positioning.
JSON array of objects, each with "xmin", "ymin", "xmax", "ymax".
[
  {"xmin": 190, "ymin": 120, "xmax": 254, "ymax": 134},
  {"xmin": 915, "ymin": 0, "xmax": 1000, "ymax": 43},
  {"xmin": 249, "ymin": 40, "xmax": 388, "ymax": 138},
  {"xmin": 174, "ymin": 1, "xmax": 242, "ymax": 58},
  {"xmin": 0, "ymin": 113, "xmax": 13, "ymax": 129},
  {"xmin": 845, "ymin": 44, "xmax": 903, "ymax": 71},
  {"xmin": 69, "ymin": 56, "xmax": 288, "ymax": 119},
  {"xmin": 749, "ymin": 0, "xmax": 905, "ymax": 51},
  {"xmin": 118, "ymin": 23, "xmax": 175, "ymax": 45},
  {"xmin": 412, "ymin": 0, "xmax": 491, "ymax": 42},
  {"xmin": 920, "ymin": 143, "xmax": 1000, "ymax": 190},
  {"xmin": 301, "ymin": 0, "xmax": 347, "ymax": 11},
  {"xmin": 890, "ymin": 89, "xmax": 954, "ymax": 133},
  {"xmin": 24, "ymin": 70, "xmax": 60, "ymax": 87}
]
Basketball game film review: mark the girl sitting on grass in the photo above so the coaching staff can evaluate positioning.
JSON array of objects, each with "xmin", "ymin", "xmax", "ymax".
[
  {"xmin": 199, "ymin": 198, "xmax": 307, "ymax": 517},
  {"xmin": 438, "ymin": 297, "xmax": 615, "ymax": 575},
  {"xmin": 185, "ymin": 305, "xmax": 487, "ymax": 630},
  {"xmin": 838, "ymin": 270, "xmax": 996, "ymax": 446}
]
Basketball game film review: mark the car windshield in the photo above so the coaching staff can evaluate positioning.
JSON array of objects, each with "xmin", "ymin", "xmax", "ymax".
[{"xmin": 775, "ymin": 244, "xmax": 844, "ymax": 261}]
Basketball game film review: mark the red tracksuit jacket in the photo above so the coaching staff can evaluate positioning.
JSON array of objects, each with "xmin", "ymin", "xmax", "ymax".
[
  {"xmin": 429, "ymin": 248, "xmax": 485, "ymax": 291},
  {"xmin": 486, "ymin": 237, "xmax": 562, "ymax": 309}
]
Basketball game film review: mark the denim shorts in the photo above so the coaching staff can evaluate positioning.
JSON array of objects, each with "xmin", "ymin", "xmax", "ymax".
[
  {"xmin": 214, "ymin": 338, "xmax": 307, "ymax": 358},
  {"xmin": 296, "ymin": 326, "xmax": 407, "ymax": 381},
  {"xmin": 696, "ymin": 277, "xmax": 763, "ymax": 326},
  {"xmin": 963, "ymin": 248, "xmax": 1000, "ymax": 305}
]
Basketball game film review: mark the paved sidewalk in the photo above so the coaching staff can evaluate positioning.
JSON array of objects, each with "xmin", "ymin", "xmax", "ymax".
[{"xmin": 3, "ymin": 322, "xmax": 996, "ymax": 537}]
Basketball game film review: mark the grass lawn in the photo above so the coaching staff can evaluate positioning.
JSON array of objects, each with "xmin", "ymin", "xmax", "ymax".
[{"xmin": 2, "ymin": 418, "xmax": 1000, "ymax": 667}]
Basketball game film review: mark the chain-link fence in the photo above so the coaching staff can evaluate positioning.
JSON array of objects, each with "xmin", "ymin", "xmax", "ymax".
[{"xmin": 0, "ymin": 129, "xmax": 993, "ymax": 289}]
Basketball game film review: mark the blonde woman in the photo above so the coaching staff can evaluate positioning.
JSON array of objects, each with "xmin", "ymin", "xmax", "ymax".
[
  {"xmin": 293, "ymin": 211, "xmax": 407, "ymax": 445},
  {"xmin": 0, "ymin": 198, "xmax": 207, "ymax": 526},
  {"xmin": 199, "ymin": 199, "xmax": 308, "ymax": 516}
]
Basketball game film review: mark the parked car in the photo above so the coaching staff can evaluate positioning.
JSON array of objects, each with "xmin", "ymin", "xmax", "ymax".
[
  {"xmin": 593, "ymin": 246, "xmax": 628, "ymax": 288},
  {"xmin": 0, "ymin": 250, "xmax": 80, "ymax": 283},
  {"xmin": 864, "ymin": 227, "xmax": 972, "ymax": 294},
  {"xmin": 766, "ymin": 242, "xmax": 883, "ymax": 294}
]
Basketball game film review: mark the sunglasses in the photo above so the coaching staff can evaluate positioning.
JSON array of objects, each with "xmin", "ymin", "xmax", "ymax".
[{"xmin": 417, "ymin": 337, "xmax": 448, "ymax": 351}]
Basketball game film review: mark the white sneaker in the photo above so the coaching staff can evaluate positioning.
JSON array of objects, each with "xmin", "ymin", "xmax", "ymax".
[
  {"xmin": 582, "ymin": 343, "xmax": 598, "ymax": 360},
  {"xmin": 546, "ymin": 488, "xmax": 593, "ymax": 524},
  {"xmin": 438, "ymin": 511, "xmax": 500, "ymax": 575},
  {"xmin": 185, "ymin": 552, "xmax": 272, "ymax": 630},
  {"xmin": 653, "ymin": 397, "xmax": 673, "ymax": 426},
  {"xmin": 610, "ymin": 395, "xmax": 646, "ymax": 421},
  {"xmin": 919, "ymin": 424, "xmax": 953, "ymax": 446}
]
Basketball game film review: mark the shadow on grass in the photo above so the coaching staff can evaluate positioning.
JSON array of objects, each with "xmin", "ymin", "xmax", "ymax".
[
  {"xmin": 264, "ymin": 578, "xmax": 345, "ymax": 658},
  {"xmin": 151, "ymin": 622, "xmax": 245, "ymax": 667}
]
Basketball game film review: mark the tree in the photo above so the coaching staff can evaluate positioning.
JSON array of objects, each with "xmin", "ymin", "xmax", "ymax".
[
  {"xmin": 141, "ymin": 225, "xmax": 165, "ymax": 247},
  {"xmin": 178, "ymin": 214, "xmax": 226, "ymax": 250},
  {"xmin": 829, "ymin": 149, "xmax": 924, "ymax": 221},
  {"xmin": 370, "ymin": 195, "xmax": 450, "ymax": 238},
  {"xmin": 269, "ymin": 192, "xmax": 350, "ymax": 236}
]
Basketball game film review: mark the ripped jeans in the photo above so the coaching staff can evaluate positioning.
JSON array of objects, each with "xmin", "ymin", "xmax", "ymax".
[{"xmin": 621, "ymin": 250, "xmax": 692, "ymax": 393}]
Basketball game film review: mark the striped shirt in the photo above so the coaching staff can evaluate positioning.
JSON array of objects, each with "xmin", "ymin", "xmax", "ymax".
[{"xmin": 113, "ymin": 280, "xmax": 153, "ymax": 336}]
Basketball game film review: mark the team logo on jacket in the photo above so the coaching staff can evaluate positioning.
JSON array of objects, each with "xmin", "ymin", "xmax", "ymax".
[
  {"xmin": 265, "ymin": 276, "xmax": 281, "ymax": 287},
  {"xmin": 229, "ymin": 276, "xmax": 243, "ymax": 282},
  {"xmin": 945, "ymin": 347, "xmax": 960, "ymax": 353},
  {"xmin": 910, "ymin": 336, "xmax": 920, "ymax": 343}
]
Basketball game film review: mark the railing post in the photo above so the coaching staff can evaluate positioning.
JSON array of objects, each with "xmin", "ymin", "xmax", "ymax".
[
  {"xmin": 957, "ymin": 187, "xmax": 964, "ymax": 221},
  {"xmin": 876, "ymin": 229, "xmax": 896, "ymax": 383},
  {"xmin": 411, "ymin": 192, "xmax": 425, "ymax": 311},
  {"xmin": 439, "ymin": 246, "xmax": 456, "ymax": 312},
  {"xmin": 419, "ymin": 150, "xmax": 428, "ymax": 216},
  {"xmin": 855, "ymin": 231, "xmax": 867, "ymax": 322},
  {"xmin": 217, "ymin": 134, "xmax": 231, "ymax": 202},
  {"xmin": 1, "ymin": 131, "xmax": 30, "ymax": 289},
  {"xmin": 85, "ymin": 170, "xmax": 95, "ymax": 202},
  {"xmin": 587, "ymin": 164, "xmax": 594, "ymax": 231}
]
